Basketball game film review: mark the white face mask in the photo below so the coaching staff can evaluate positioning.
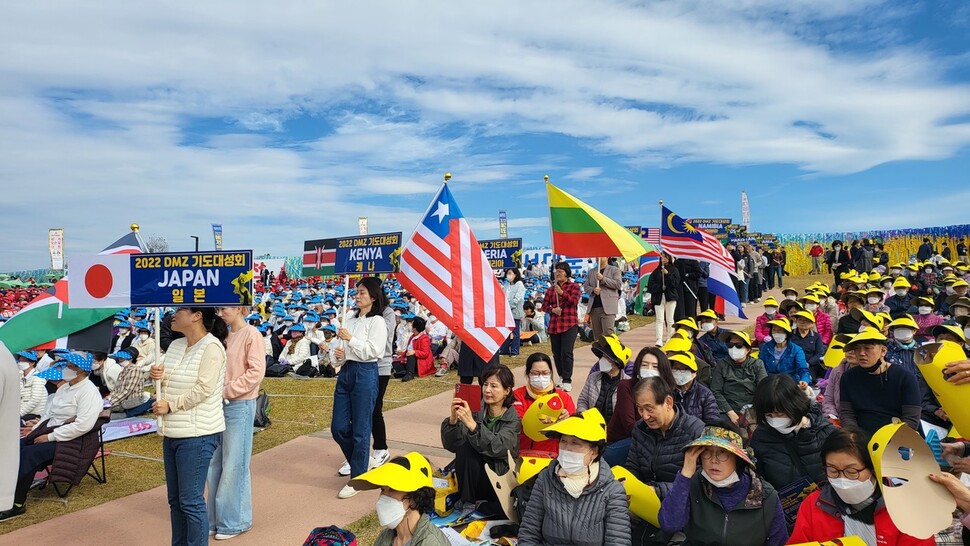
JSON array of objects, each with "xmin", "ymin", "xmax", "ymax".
[
  {"xmin": 894, "ymin": 289, "xmax": 908, "ymax": 297},
  {"xmin": 375, "ymin": 494, "xmax": 407, "ymax": 530},
  {"xmin": 785, "ymin": 295, "xmax": 797, "ymax": 301},
  {"xmin": 702, "ymin": 470, "xmax": 740, "ymax": 488},
  {"xmin": 640, "ymin": 368, "xmax": 660, "ymax": 379},
  {"xmin": 867, "ymin": 296, "xmax": 881, "ymax": 305},
  {"xmin": 805, "ymin": 303, "xmax": 818, "ymax": 312},
  {"xmin": 918, "ymin": 306, "xmax": 933, "ymax": 315},
  {"xmin": 764, "ymin": 307, "xmax": 777, "ymax": 316},
  {"xmin": 17, "ymin": 362, "xmax": 30, "ymax": 372},
  {"xmin": 672, "ymin": 370, "xmax": 695, "ymax": 386},
  {"xmin": 61, "ymin": 368, "xmax": 77, "ymax": 381},
  {"xmin": 118, "ymin": 329, "xmax": 129, "ymax": 336},
  {"xmin": 598, "ymin": 356, "xmax": 615, "ymax": 370},
  {"xmin": 772, "ymin": 333, "xmax": 787, "ymax": 344},
  {"xmin": 891, "ymin": 326, "xmax": 916, "ymax": 342},
  {"xmin": 925, "ymin": 268, "xmax": 933, "ymax": 274},
  {"xmin": 139, "ymin": 333, "xmax": 150, "ymax": 340},
  {"xmin": 829, "ymin": 477, "xmax": 877, "ymax": 505},
  {"xmin": 557, "ymin": 448, "xmax": 590, "ymax": 476},
  {"xmin": 728, "ymin": 347, "xmax": 748, "ymax": 362},
  {"xmin": 529, "ymin": 374, "xmax": 551, "ymax": 390},
  {"xmin": 700, "ymin": 322, "xmax": 715, "ymax": 333},
  {"xmin": 766, "ymin": 416, "xmax": 798, "ymax": 434}
]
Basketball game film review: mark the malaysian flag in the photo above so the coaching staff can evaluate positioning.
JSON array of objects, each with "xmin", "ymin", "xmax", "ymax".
[
  {"xmin": 399, "ymin": 184, "xmax": 514, "ymax": 360},
  {"xmin": 660, "ymin": 206, "xmax": 735, "ymax": 273},
  {"xmin": 643, "ymin": 228, "xmax": 660, "ymax": 245}
]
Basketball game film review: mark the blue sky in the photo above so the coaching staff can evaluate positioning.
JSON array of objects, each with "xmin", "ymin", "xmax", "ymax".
[{"xmin": 2, "ymin": 0, "xmax": 969, "ymax": 270}]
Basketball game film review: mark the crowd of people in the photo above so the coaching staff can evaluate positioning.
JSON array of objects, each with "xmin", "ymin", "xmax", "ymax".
[{"xmin": 3, "ymin": 250, "xmax": 970, "ymax": 545}]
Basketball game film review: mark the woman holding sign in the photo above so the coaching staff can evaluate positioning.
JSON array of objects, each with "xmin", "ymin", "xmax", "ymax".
[
  {"xmin": 150, "ymin": 307, "xmax": 228, "ymax": 546},
  {"xmin": 512, "ymin": 352, "xmax": 576, "ymax": 457},
  {"xmin": 788, "ymin": 427, "xmax": 934, "ymax": 545},
  {"xmin": 440, "ymin": 365, "xmax": 520, "ymax": 518},
  {"xmin": 332, "ymin": 277, "xmax": 389, "ymax": 500}
]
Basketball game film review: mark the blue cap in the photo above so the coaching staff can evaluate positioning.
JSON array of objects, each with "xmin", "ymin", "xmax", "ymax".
[
  {"xmin": 132, "ymin": 308, "xmax": 147, "ymax": 317},
  {"xmin": 36, "ymin": 363, "xmax": 66, "ymax": 381},
  {"xmin": 322, "ymin": 325, "xmax": 336, "ymax": 333},
  {"xmin": 324, "ymin": 309, "xmax": 337, "ymax": 316},
  {"xmin": 273, "ymin": 310, "xmax": 285, "ymax": 317},
  {"xmin": 288, "ymin": 324, "xmax": 306, "ymax": 333},
  {"xmin": 109, "ymin": 350, "xmax": 134, "ymax": 361},
  {"xmin": 15, "ymin": 350, "xmax": 39, "ymax": 362},
  {"xmin": 133, "ymin": 320, "xmax": 151, "ymax": 331},
  {"xmin": 246, "ymin": 313, "xmax": 261, "ymax": 321},
  {"xmin": 61, "ymin": 352, "xmax": 93, "ymax": 372},
  {"xmin": 256, "ymin": 323, "xmax": 270, "ymax": 332},
  {"xmin": 402, "ymin": 313, "xmax": 416, "ymax": 320},
  {"xmin": 283, "ymin": 314, "xmax": 296, "ymax": 322},
  {"xmin": 49, "ymin": 348, "xmax": 70, "ymax": 356},
  {"xmin": 304, "ymin": 313, "xmax": 320, "ymax": 322}
]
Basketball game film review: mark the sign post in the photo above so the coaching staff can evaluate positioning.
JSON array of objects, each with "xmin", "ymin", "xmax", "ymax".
[{"xmin": 130, "ymin": 251, "xmax": 254, "ymax": 307}]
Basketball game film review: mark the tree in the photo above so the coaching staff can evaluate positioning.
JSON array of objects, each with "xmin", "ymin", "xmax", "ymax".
[{"xmin": 145, "ymin": 234, "xmax": 169, "ymax": 253}]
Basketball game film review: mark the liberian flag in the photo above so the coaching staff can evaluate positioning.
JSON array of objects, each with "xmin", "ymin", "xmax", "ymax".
[
  {"xmin": 398, "ymin": 183, "xmax": 514, "ymax": 361},
  {"xmin": 0, "ymin": 230, "xmax": 146, "ymax": 353}
]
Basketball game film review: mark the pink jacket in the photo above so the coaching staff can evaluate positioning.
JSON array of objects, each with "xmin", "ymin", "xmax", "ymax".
[
  {"xmin": 821, "ymin": 361, "xmax": 847, "ymax": 419},
  {"xmin": 814, "ymin": 310, "xmax": 833, "ymax": 345},
  {"xmin": 224, "ymin": 325, "xmax": 266, "ymax": 400},
  {"xmin": 754, "ymin": 313, "xmax": 774, "ymax": 345}
]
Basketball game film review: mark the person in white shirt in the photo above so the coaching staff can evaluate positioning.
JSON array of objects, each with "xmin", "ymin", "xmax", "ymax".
[
  {"xmin": 332, "ymin": 277, "xmax": 388, "ymax": 499},
  {"xmin": 15, "ymin": 351, "xmax": 47, "ymax": 419},
  {"xmin": 4, "ymin": 352, "xmax": 102, "ymax": 521},
  {"xmin": 279, "ymin": 324, "xmax": 311, "ymax": 369},
  {"xmin": 427, "ymin": 315, "xmax": 449, "ymax": 354},
  {"xmin": 129, "ymin": 320, "xmax": 156, "ymax": 372},
  {"xmin": 1, "ymin": 344, "xmax": 19, "ymax": 517}
]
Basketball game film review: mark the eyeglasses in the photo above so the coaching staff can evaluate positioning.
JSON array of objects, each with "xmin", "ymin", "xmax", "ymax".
[
  {"xmin": 825, "ymin": 465, "xmax": 868, "ymax": 480},
  {"xmin": 727, "ymin": 343, "xmax": 747, "ymax": 349},
  {"xmin": 700, "ymin": 449, "xmax": 730, "ymax": 462}
]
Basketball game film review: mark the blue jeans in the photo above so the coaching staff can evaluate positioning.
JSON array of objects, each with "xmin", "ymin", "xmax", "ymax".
[
  {"xmin": 739, "ymin": 279, "xmax": 749, "ymax": 304},
  {"xmin": 769, "ymin": 265, "xmax": 783, "ymax": 289},
  {"xmin": 331, "ymin": 361, "xmax": 378, "ymax": 478},
  {"xmin": 509, "ymin": 319, "xmax": 521, "ymax": 355},
  {"xmin": 602, "ymin": 438, "xmax": 631, "ymax": 468},
  {"xmin": 163, "ymin": 433, "xmax": 221, "ymax": 546},
  {"xmin": 207, "ymin": 399, "xmax": 256, "ymax": 535},
  {"xmin": 125, "ymin": 398, "xmax": 155, "ymax": 417}
]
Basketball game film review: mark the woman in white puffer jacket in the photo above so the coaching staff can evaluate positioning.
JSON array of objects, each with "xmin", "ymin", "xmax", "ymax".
[{"xmin": 150, "ymin": 307, "xmax": 228, "ymax": 546}]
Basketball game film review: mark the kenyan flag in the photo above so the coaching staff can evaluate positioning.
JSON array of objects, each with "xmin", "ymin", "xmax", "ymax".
[{"xmin": 302, "ymin": 238, "xmax": 336, "ymax": 277}]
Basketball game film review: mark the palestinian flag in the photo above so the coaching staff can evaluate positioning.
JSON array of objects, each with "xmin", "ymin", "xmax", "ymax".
[
  {"xmin": 0, "ymin": 230, "xmax": 145, "ymax": 354},
  {"xmin": 302, "ymin": 238, "xmax": 336, "ymax": 277},
  {"xmin": 546, "ymin": 182, "xmax": 656, "ymax": 261}
]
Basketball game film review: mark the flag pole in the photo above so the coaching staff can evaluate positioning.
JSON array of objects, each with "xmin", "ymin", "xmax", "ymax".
[
  {"xmin": 153, "ymin": 307, "xmax": 162, "ymax": 403},
  {"xmin": 545, "ymin": 175, "xmax": 562, "ymax": 310},
  {"xmin": 658, "ymin": 200, "xmax": 665, "ymax": 295}
]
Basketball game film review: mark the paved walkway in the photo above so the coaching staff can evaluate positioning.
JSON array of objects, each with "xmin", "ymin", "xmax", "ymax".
[{"xmin": 0, "ymin": 295, "xmax": 770, "ymax": 545}]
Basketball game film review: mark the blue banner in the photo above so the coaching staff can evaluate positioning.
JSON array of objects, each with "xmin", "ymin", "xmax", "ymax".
[
  {"xmin": 212, "ymin": 224, "xmax": 223, "ymax": 250},
  {"xmin": 478, "ymin": 238, "xmax": 523, "ymax": 269},
  {"xmin": 130, "ymin": 251, "xmax": 253, "ymax": 307},
  {"xmin": 334, "ymin": 232, "xmax": 402, "ymax": 274}
]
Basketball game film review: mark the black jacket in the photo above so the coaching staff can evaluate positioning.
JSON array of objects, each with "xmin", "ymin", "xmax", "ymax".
[
  {"xmin": 624, "ymin": 410, "xmax": 704, "ymax": 499},
  {"xmin": 647, "ymin": 265, "xmax": 681, "ymax": 305},
  {"xmin": 749, "ymin": 406, "xmax": 836, "ymax": 490},
  {"xmin": 790, "ymin": 329, "xmax": 825, "ymax": 371}
]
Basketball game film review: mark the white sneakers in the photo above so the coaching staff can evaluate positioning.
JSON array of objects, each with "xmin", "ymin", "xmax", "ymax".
[
  {"xmin": 215, "ymin": 532, "xmax": 241, "ymax": 540},
  {"xmin": 561, "ymin": 382, "xmax": 572, "ymax": 392},
  {"xmin": 337, "ymin": 450, "xmax": 391, "ymax": 479},
  {"xmin": 338, "ymin": 485, "xmax": 359, "ymax": 499},
  {"xmin": 370, "ymin": 449, "xmax": 390, "ymax": 469}
]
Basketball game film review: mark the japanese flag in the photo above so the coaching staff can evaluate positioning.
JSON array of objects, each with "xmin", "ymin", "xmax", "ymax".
[{"xmin": 68, "ymin": 254, "xmax": 132, "ymax": 309}]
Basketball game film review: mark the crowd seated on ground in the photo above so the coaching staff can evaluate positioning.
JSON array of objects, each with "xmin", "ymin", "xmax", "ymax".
[{"xmin": 6, "ymin": 257, "xmax": 970, "ymax": 541}]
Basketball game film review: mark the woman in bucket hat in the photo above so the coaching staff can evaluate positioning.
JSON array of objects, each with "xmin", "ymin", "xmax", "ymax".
[
  {"xmin": 518, "ymin": 408, "xmax": 631, "ymax": 546},
  {"xmin": 658, "ymin": 421, "xmax": 788, "ymax": 545}
]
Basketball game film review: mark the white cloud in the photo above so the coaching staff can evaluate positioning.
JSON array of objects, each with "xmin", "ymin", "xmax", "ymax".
[{"xmin": 1, "ymin": 1, "xmax": 969, "ymax": 268}]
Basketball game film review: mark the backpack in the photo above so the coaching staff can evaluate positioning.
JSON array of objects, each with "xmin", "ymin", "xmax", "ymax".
[
  {"xmin": 510, "ymin": 474, "xmax": 539, "ymax": 522},
  {"xmin": 302, "ymin": 526, "xmax": 357, "ymax": 546},
  {"xmin": 253, "ymin": 390, "xmax": 271, "ymax": 428},
  {"xmin": 294, "ymin": 359, "xmax": 319, "ymax": 377}
]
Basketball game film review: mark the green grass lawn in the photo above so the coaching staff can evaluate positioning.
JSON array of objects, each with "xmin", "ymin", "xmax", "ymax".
[{"xmin": 1, "ymin": 314, "xmax": 653, "ymax": 536}]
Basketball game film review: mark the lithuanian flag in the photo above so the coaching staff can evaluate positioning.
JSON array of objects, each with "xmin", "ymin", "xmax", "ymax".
[{"xmin": 547, "ymin": 182, "xmax": 656, "ymax": 261}]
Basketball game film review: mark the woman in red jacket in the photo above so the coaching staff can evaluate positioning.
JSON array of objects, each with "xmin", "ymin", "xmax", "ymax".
[
  {"xmin": 788, "ymin": 427, "xmax": 933, "ymax": 545},
  {"xmin": 400, "ymin": 316, "xmax": 434, "ymax": 381},
  {"xmin": 512, "ymin": 352, "xmax": 575, "ymax": 457}
]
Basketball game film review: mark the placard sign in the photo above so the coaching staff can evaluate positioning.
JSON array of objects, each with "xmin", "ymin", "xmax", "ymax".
[
  {"xmin": 334, "ymin": 232, "xmax": 402, "ymax": 274},
  {"xmin": 478, "ymin": 238, "xmax": 523, "ymax": 269},
  {"xmin": 130, "ymin": 251, "xmax": 253, "ymax": 306}
]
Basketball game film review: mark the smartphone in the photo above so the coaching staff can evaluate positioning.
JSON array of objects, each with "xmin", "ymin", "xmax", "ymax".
[{"xmin": 455, "ymin": 383, "xmax": 482, "ymax": 413}]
